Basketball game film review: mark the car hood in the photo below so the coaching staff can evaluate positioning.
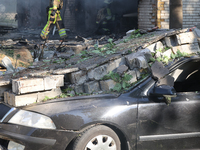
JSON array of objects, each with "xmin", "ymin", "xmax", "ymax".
[{"xmin": 21, "ymin": 94, "xmax": 122, "ymax": 116}]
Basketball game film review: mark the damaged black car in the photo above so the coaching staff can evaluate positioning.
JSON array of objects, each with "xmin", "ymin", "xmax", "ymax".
[{"xmin": 1, "ymin": 56, "xmax": 200, "ymax": 150}]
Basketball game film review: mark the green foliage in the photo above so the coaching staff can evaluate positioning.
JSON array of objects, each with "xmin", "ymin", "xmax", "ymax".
[
  {"xmin": 43, "ymin": 60, "xmax": 51, "ymax": 63},
  {"xmin": 19, "ymin": 62, "xmax": 26, "ymax": 67},
  {"xmin": 170, "ymin": 50, "xmax": 189, "ymax": 59},
  {"xmin": 102, "ymin": 71, "xmax": 133, "ymax": 92},
  {"xmin": 123, "ymin": 29, "xmax": 143, "ymax": 43},
  {"xmin": 53, "ymin": 58, "xmax": 65, "ymax": 64},
  {"xmin": 91, "ymin": 38, "xmax": 117, "ymax": 56},
  {"xmin": 61, "ymin": 87, "xmax": 75, "ymax": 97},
  {"xmin": 150, "ymin": 57, "xmax": 156, "ymax": 62},
  {"xmin": 43, "ymin": 96, "xmax": 56, "ymax": 101},
  {"xmin": 113, "ymin": 83, "xmax": 122, "ymax": 92},
  {"xmin": 156, "ymin": 48, "xmax": 162, "ymax": 53},
  {"xmin": 1, "ymin": 49, "xmax": 14, "ymax": 57},
  {"xmin": 16, "ymin": 54, "xmax": 21, "ymax": 59}
]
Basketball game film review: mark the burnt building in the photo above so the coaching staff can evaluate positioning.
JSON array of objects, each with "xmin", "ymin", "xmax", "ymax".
[
  {"xmin": 16, "ymin": 0, "xmax": 138, "ymax": 35},
  {"xmin": 1, "ymin": 0, "xmax": 200, "ymax": 34}
]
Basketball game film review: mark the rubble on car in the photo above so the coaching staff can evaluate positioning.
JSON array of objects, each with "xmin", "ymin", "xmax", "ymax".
[{"xmin": 1, "ymin": 26, "xmax": 200, "ymax": 107}]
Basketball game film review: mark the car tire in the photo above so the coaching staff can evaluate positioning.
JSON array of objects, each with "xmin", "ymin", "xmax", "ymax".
[{"xmin": 73, "ymin": 125, "xmax": 121, "ymax": 150}]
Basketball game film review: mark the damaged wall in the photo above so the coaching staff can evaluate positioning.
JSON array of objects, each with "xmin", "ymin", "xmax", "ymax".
[
  {"xmin": 1, "ymin": 28, "xmax": 200, "ymax": 106},
  {"xmin": 0, "ymin": 0, "xmax": 18, "ymax": 28}
]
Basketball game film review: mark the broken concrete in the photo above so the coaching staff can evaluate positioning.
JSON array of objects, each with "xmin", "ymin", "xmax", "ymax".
[
  {"xmin": 1, "ymin": 28, "xmax": 200, "ymax": 107},
  {"xmin": 53, "ymin": 67, "xmax": 79, "ymax": 75},
  {"xmin": 100, "ymin": 80, "xmax": 116, "ymax": 91},
  {"xmin": 84, "ymin": 81, "xmax": 100, "ymax": 94}
]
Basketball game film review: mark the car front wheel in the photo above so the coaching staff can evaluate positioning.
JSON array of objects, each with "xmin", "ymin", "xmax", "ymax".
[{"xmin": 73, "ymin": 125, "xmax": 121, "ymax": 150}]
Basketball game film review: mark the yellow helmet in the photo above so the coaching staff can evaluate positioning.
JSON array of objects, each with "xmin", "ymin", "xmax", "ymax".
[{"xmin": 104, "ymin": 0, "xmax": 113, "ymax": 4}]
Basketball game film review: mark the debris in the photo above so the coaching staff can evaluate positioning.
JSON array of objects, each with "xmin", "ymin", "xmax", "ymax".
[{"xmin": 1, "ymin": 56, "xmax": 15, "ymax": 72}]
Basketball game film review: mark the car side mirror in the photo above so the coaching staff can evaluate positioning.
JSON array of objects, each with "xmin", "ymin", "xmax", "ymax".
[{"xmin": 150, "ymin": 85, "xmax": 177, "ymax": 105}]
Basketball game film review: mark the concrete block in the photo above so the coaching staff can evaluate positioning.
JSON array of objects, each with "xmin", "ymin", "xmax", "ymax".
[
  {"xmin": 4, "ymin": 88, "xmax": 62, "ymax": 107},
  {"xmin": 146, "ymin": 43, "xmax": 156, "ymax": 52},
  {"xmin": 107, "ymin": 57, "xmax": 126, "ymax": 72},
  {"xmin": 88, "ymin": 64, "xmax": 108, "ymax": 80},
  {"xmin": 12, "ymin": 75, "xmax": 64, "ymax": 94},
  {"xmin": 100, "ymin": 80, "xmax": 116, "ymax": 91},
  {"xmin": 164, "ymin": 36, "xmax": 178, "ymax": 47},
  {"xmin": 163, "ymin": 49, "xmax": 172, "ymax": 58},
  {"xmin": 74, "ymin": 84, "xmax": 84, "ymax": 94},
  {"xmin": 0, "ymin": 79, "xmax": 11, "ymax": 86},
  {"xmin": 12, "ymin": 78, "xmax": 44, "ymax": 95},
  {"xmin": 125, "ymin": 53, "xmax": 149, "ymax": 69},
  {"xmin": 194, "ymin": 28, "xmax": 200, "ymax": 38},
  {"xmin": 116, "ymin": 65, "xmax": 128, "ymax": 75},
  {"xmin": 69, "ymin": 71, "xmax": 88, "ymax": 85},
  {"xmin": 155, "ymin": 41, "xmax": 164, "ymax": 51},
  {"xmin": 171, "ymin": 46, "xmax": 183, "ymax": 53},
  {"xmin": 126, "ymin": 70, "xmax": 137, "ymax": 84},
  {"xmin": 139, "ymin": 48, "xmax": 152, "ymax": 62},
  {"xmin": 37, "ymin": 88, "xmax": 62, "ymax": 102},
  {"xmin": 180, "ymin": 43, "xmax": 200, "ymax": 54},
  {"xmin": 177, "ymin": 32, "xmax": 198, "ymax": 45},
  {"xmin": 44, "ymin": 75, "xmax": 64, "ymax": 90},
  {"xmin": 84, "ymin": 81, "xmax": 100, "ymax": 94}
]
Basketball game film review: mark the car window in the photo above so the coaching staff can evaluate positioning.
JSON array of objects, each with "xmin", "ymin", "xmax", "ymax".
[{"xmin": 170, "ymin": 60, "xmax": 200, "ymax": 92}]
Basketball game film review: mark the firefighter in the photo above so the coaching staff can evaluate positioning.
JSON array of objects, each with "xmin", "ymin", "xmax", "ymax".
[
  {"xmin": 96, "ymin": 0, "xmax": 115, "ymax": 35},
  {"xmin": 40, "ymin": 0, "xmax": 67, "ymax": 40}
]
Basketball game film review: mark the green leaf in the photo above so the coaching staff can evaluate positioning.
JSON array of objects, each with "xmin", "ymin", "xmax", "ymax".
[
  {"xmin": 43, "ymin": 60, "xmax": 51, "ymax": 63},
  {"xmin": 171, "ymin": 53, "xmax": 176, "ymax": 59},
  {"xmin": 92, "ymin": 50, "xmax": 101, "ymax": 54},
  {"xmin": 123, "ymin": 73, "xmax": 132, "ymax": 82},
  {"xmin": 108, "ymin": 38, "xmax": 113, "ymax": 43},
  {"xmin": 113, "ymin": 83, "xmax": 122, "ymax": 92},
  {"xmin": 122, "ymin": 81, "xmax": 127, "ymax": 89}
]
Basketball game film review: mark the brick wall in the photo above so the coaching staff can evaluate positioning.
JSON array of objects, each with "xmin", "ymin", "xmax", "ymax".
[
  {"xmin": 157, "ymin": 0, "xmax": 169, "ymax": 29},
  {"xmin": 138, "ymin": 0, "xmax": 157, "ymax": 29},
  {"xmin": 138, "ymin": 0, "xmax": 170, "ymax": 29},
  {"xmin": 182, "ymin": 0, "xmax": 200, "ymax": 29}
]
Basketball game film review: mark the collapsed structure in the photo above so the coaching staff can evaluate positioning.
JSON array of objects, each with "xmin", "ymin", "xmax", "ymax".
[{"xmin": 0, "ymin": 27, "xmax": 200, "ymax": 107}]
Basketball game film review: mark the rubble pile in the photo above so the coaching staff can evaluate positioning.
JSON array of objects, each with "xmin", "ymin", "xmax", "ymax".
[{"xmin": 1, "ymin": 27, "xmax": 200, "ymax": 107}]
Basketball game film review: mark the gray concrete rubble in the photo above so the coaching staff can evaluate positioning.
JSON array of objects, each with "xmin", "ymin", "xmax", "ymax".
[{"xmin": 1, "ymin": 28, "xmax": 200, "ymax": 106}]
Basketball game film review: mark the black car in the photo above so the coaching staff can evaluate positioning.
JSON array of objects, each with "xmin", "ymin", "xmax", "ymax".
[{"xmin": 1, "ymin": 56, "xmax": 200, "ymax": 150}]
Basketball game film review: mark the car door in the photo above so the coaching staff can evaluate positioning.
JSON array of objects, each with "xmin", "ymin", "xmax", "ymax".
[{"xmin": 137, "ymin": 59, "xmax": 200, "ymax": 150}]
